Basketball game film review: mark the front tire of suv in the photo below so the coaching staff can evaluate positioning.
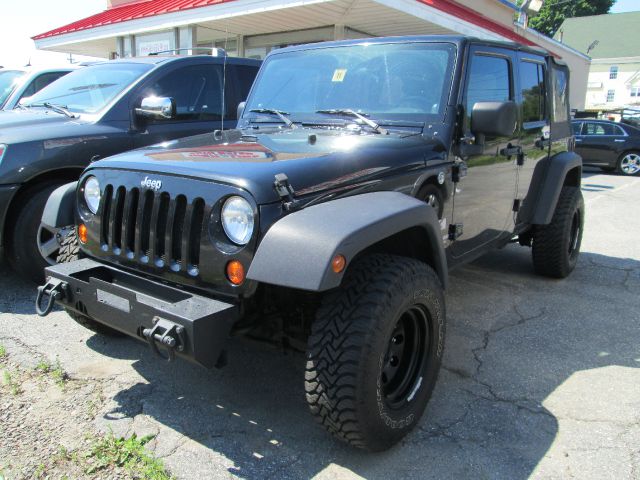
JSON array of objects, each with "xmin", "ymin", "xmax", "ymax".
[
  {"xmin": 305, "ymin": 254, "xmax": 445, "ymax": 451},
  {"xmin": 56, "ymin": 228, "xmax": 124, "ymax": 337},
  {"xmin": 7, "ymin": 183, "xmax": 64, "ymax": 284},
  {"xmin": 532, "ymin": 186, "xmax": 584, "ymax": 278}
]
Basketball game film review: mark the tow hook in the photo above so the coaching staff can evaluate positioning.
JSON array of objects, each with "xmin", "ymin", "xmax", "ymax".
[
  {"xmin": 142, "ymin": 317, "xmax": 186, "ymax": 363},
  {"xmin": 35, "ymin": 279, "xmax": 69, "ymax": 316}
]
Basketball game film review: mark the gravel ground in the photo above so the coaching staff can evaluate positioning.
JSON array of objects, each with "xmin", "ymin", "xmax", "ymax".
[{"xmin": 0, "ymin": 168, "xmax": 638, "ymax": 479}]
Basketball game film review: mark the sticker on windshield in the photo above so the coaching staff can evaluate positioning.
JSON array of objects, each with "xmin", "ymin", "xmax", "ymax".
[{"xmin": 332, "ymin": 69, "xmax": 347, "ymax": 82}]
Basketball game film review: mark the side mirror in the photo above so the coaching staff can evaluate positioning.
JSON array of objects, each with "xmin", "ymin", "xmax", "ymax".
[
  {"xmin": 471, "ymin": 101, "xmax": 518, "ymax": 138},
  {"xmin": 237, "ymin": 101, "xmax": 246, "ymax": 120},
  {"xmin": 135, "ymin": 96, "xmax": 175, "ymax": 120}
]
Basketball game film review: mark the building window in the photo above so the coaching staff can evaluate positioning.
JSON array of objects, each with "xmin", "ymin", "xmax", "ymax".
[
  {"xmin": 606, "ymin": 89, "xmax": 615, "ymax": 102},
  {"xmin": 610, "ymin": 66, "xmax": 618, "ymax": 79},
  {"xmin": 631, "ymin": 87, "xmax": 640, "ymax": 97}
]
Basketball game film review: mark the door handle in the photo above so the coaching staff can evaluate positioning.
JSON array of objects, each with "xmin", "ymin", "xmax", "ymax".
[
  {"xmin": 614, "ymin": 139, "xmax": 626, "ymax": 143},
  {"xmin": 500, "ymin": 144, "xmax": 522, "ymax": 157},
  {"xmin": 575, "ymin": 138, "xmax": 583, "ymax": 142}
]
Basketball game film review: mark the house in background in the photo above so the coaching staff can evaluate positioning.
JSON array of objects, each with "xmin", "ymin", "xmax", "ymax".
[
  {"xmin": 554, "ymin": 11, "xmax": 640, "ymax": 112},
  {"xmin": 31, "ymin": 0, "xmax": 591, "ymax": 110}
]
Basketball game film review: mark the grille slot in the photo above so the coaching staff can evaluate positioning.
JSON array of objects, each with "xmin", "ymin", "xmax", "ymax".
[{"xmin": 99, "ymin": 186, "xmax": 203, "ymax": 276}]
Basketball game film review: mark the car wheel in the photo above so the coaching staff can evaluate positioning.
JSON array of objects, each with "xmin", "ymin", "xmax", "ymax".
[
  {"xmin": 532, "ymin": 186, "xmax": 584, "ymax": 278},
  {"xmin": 56, "ymin": 228, "xmax": 124, "ymax": 337},
  {"xmin": 418, "ymin": 184, "xmax": 444, "ymax": 219},
  {"xmin": 616, "ymin": 151, "xmax": 640, "ymax": 176},
  {"xmin": 305, "ymin": 254, "xmax": 445, "ymax": 451},
  {"xmin": 6, "ymin": 184, "xmax": 64, "ymax": 283}
]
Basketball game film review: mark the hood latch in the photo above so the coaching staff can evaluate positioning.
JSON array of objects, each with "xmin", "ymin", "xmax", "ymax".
[{"xmin": 274, "ymin": 173, "xmax": 299, "ymax": 212}]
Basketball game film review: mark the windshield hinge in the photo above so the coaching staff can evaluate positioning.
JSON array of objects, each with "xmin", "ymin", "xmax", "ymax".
[{"xmin": 273, "ymin": 173, "xmax": 299, "ymax": 211}]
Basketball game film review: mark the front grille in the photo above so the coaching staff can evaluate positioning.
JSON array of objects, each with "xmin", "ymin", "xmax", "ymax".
[{"xmin": 100, "ymin": 185, "xmax": 205, "ymax": 276}]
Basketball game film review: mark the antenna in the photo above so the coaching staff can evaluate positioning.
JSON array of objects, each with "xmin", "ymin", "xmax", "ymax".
[{"xmin": 221, "ymin": 25, "xmax": 229, "ymax": 132}]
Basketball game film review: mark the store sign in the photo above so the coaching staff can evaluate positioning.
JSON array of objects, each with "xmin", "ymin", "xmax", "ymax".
[{"xmin": 138, "ymin": 39, "xmax": 171, "ymax": 56}]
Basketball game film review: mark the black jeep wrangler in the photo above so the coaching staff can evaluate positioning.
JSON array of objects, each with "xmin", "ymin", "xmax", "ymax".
[{"xmin": 37, "ymin": 36, "xmax": 583, "ymax": 451}]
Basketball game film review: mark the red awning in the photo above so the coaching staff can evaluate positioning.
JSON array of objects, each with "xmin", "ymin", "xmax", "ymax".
[
  {"xmin": 33, "ymin": 0, "xmax": 535, "ymax": 49},
  {"xmin": 33, "ymin": 0, "xmax": 234, "ymax": 40}
]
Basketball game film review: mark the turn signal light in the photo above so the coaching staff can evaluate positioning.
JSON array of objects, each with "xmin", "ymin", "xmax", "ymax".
[
  {"xmin": 332, "ymin": 254, "xmax": 346, "ymax": 273},
  {"xmin": 78, "ymin": 224, "xmax": 88, "ymax": 244},
  {"xmin": 226, "ymin": 260, "xmax": 246, "ymax": 286}
]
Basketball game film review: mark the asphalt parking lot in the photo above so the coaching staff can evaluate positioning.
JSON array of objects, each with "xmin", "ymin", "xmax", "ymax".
[{"xmin": 0, "ymin": 168, "xmax": 639, "ymax": 479}]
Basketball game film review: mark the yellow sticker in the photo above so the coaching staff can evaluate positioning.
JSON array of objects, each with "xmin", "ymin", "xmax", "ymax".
[{"xmin": 332, "ymin": 69, "xmax": 347, "ymax": 82}]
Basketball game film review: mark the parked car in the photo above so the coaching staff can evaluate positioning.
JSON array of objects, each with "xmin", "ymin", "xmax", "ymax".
[
  {"xmin": 0, "ymin": 54, "xmax": 260, "ymax": 282},
  {"xmin": 572, "ymin": 119, "xmax": 640, "ymax": 175},
  {"xmin": 0, "ymin": 65, "xmax": 78, "ymax": 110},
  {"xmin": 38, "ymin": 35, "xmax": 582, "ymax": 451}
]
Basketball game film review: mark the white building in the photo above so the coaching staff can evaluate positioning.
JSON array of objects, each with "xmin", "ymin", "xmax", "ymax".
[
  {"xmin": 554, "ymin": 11, "xmax": 640, "ymax": 112},
  {"xmin": 32, "ymin": 0, "xmax": 591, "ymax": 109}
]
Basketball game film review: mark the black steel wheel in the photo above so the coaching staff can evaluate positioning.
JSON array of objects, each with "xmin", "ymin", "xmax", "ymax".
[
  {"xmin": 532, "ymin": 186, "xmax": 584, "ymax": 278},
  {"xmin": 305, "ymin": 254, "xmax": 445, "ymax": 451}
]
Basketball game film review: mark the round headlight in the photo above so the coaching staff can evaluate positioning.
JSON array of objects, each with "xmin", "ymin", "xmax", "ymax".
[
  {"xmin": 83, "ymin": 176, "xmax": 101, "ymax": 214},
  {"xmin": 221, "ymin": 196, "xmax": 254, "ymax": 245}
]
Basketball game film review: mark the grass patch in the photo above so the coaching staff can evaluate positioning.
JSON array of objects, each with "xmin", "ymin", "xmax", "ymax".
[
  {"xmin": 84, "ymin": 432, "xmax": 172, "ymax": 479},
  {"xmin": 1, "ymin": 370, "xmax": 21, "ymax": 395},
  {"xmin": 34, "ymin": 357, "xmax": 68, "ymax": 387},
  {"xmin": 0, "ymin": 345, "xmax": 6, "ymax": 358}
]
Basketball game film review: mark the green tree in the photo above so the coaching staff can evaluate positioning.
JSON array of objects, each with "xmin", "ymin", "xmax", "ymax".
[{"xmin": 519, "ymin": 0, "xmax": 614, "ymax": 36}]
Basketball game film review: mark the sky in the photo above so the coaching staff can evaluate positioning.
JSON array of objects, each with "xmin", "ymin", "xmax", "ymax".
[{"xmin": 0, "ymin": 0, "xmax": 638, "ymax": 67}]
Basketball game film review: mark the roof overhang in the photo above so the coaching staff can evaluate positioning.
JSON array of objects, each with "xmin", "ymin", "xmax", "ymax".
[{"xmin": 34, "ymin": 0, "xmax": 532, "ymax": 56}]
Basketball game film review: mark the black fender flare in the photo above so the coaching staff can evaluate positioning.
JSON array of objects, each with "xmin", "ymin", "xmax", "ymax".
[
  {"xmin": 41, "ymin": 181, "xmax": 77, "ymax": 229},
  {"xmin": 246, "ymin": 192, "xmax": 447, "ymax": 291},
  {"xmin": 528, "ymin": 151, "xmax": 582, "ymax": 225}
]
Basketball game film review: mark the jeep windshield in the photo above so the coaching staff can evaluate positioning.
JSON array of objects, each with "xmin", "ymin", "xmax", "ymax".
[
  {"xmin": 244, "ymin": 42, "xmax": 456, "ymax": 128},
  {"xmin": 25, "ymin": 63, "xmax": 153, "ymax": 115}
]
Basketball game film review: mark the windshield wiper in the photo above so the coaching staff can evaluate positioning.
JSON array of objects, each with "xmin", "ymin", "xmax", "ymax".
[
  {"xmin": 30, "ymin": 102, "xmax": 76, "ymax": 118},
  {"xmin": 250, "ymin": 108, "xmax": 296, "ymax": 129},
  {"xmin": 316, "ymin": 109, "xmax": 388, "ymax": 135}
]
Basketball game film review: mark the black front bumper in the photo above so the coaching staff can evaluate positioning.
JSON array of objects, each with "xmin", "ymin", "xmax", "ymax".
[{"xmin": 42, "ymin": 259, "xmax": 239, "ymax": 368}]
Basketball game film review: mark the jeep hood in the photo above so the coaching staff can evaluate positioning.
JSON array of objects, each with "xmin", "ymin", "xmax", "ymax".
[{"xmin": 89, "ymin": 128, "xmax": 447, "ymax": 204}]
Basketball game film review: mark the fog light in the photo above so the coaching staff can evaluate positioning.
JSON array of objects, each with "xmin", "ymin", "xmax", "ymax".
[
  {"xmin": 332, "ymin": 254, "xmax": 346, "ymax": 273},
  {"xmin": 78, "ymin": 224, "xmax": 88, "ymax": 244},
  {"xmin": 226, "ymin": 260, "xmax": 245, "ymax": 286}
]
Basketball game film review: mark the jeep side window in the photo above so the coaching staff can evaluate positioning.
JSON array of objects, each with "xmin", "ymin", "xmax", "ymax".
[
  {"xmin": 551, "ymin": 66, "xmax": 569, "ymax": 123},
  {"xmin": 520, "ymin": 60, "xmax": 546, "ymax": 125},
  {"xmin": 143, "ymin": 64, "xmax": 225, "ymax": 121},
  {"xmin": 464, "ymin": 54, "xmax": 511, "ymax": 134}
]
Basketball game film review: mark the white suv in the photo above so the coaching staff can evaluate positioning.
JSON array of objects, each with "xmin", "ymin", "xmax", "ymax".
[{"xmin": 0, "ymin": 65, "xmax": 78, "ymax": 110}]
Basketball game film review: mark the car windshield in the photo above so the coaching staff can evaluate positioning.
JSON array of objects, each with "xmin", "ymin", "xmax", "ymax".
[
  {"xmin": 245, "ymin": 42, "xmax": 456, "ymax": 124},
  {"xmin": 26, "ymin": 63, "xmax": 153, "ymax": 114},
  {"xmin": 0, "ymin": 70, "xmax": 25, "ymax": 107}
]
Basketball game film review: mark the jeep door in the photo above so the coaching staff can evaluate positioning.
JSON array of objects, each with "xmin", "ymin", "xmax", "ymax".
[
  {"xmin": 514, "ymin": 52, "xmax": 550, "ymax": 207},
  {"xmin": 450, "ymin": 46, "xmax": 519, "ymax": 259},
  {"xmin": 132, "ymin": 63, "xmax": 234, "ymax": 147}
]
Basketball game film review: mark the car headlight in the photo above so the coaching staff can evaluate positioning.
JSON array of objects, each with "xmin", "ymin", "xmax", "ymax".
[
  {"xmin": 221, "ymin": 196, "xmax": 254, "ymax": 245},
  {"xmin": 83, "ymin": 176, "xmax": 101, "ymax": 214}
]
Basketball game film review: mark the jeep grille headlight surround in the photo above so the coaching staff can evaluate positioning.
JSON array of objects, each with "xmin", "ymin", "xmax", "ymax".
[
  {"xmin": 221, "ymin": 196, "xmax": 254, "ymax": 245},
  {"xmin": 83, "ymin": 176, "xmax": 101, "ymax": 214}
]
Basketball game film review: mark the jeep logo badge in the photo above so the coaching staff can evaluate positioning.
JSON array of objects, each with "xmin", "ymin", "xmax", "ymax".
[{"xmin": 141, "ymin": 176, "xmax": 162, "ymax": 191}]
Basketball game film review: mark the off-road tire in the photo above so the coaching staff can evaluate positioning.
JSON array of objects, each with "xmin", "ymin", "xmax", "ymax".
[
  {"xmin": 7, "ymin": 183, "xmax": 63, "ymax": 283},
  {"xmin": 305, "ymin": 254, "xmax": 445, "ymax": 451},
  {"xmin": 57, "ymin": 228, "xmax": 123, "ymax": 337},
  {"xmin": 532, "ymin": 186, "xmax": 584, "ymax": 278}
]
